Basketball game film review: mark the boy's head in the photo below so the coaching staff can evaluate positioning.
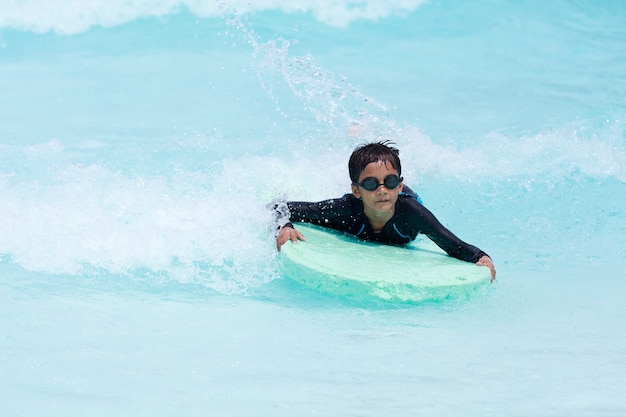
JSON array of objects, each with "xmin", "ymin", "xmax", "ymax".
[{"xmin": 348, "ymin": 140, "xmax": 402, "ymax": 183}]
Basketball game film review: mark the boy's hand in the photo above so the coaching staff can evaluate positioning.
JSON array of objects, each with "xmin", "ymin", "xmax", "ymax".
[
  {"xmin": 476, "ymin": 255, "xmax": 496, "ymax": 283},
  {"xmin": 276, "ymin": 226, "xmax": 306, "ymax": 251}
]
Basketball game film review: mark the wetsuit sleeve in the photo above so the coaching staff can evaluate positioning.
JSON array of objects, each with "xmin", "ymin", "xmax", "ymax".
[
  {"xmin": 273, "ymin": 195, "xmax": 360, "ymax": 232},
  {"xmin": 405, "ymin": 198, "xmax": 489, "ymax": 263}
]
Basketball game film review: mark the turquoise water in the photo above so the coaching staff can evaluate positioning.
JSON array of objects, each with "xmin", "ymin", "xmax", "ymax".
[{"xmin": 1, "ymin": 0, "xmax": 625, "ymax": 415}]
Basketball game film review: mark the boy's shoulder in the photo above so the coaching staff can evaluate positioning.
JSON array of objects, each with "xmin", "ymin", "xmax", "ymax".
[
  {"xmin": 400, "ymin": 185, "xmax": 423, "ymax": 205},
  {"xmin": 398, "ymin": 193, "xmax": 423, "ymax": 206}
]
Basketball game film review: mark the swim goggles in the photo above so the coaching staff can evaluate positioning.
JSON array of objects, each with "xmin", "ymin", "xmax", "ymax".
[{"xmin": 353, "ymin": 175, "xmax": 403, "ymax": 191}]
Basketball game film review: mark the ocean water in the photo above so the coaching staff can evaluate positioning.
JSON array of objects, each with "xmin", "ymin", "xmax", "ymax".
[{"xmin": 1, "ymin": 0, "xmax": 625, "ymax": 415}]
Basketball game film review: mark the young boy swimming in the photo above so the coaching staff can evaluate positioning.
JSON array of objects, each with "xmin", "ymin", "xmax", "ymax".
[{"xmin": 274, "ymin": 141, "xmax": 496, "ymax": 281}]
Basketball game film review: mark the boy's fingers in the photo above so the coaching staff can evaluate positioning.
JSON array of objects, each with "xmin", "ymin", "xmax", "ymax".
[{"xmin": 276, "ymin": 228, "xmax": 306, "ymax": 251}]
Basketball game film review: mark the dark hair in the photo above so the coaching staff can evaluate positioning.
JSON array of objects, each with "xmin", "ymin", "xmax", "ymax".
[{"xmin": 348, "ymin": 140, "xmax": 402, "ymax": 183}]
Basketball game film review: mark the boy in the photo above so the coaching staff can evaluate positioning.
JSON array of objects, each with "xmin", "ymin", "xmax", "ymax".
[{"xmin": 274, "ymin": 141, "xmax": 496, "ymax": 281}]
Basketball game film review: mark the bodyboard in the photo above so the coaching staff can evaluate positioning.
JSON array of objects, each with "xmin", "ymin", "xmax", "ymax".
[{"xmin": 279, "ymin": 223, "xmax": 490, "ymax": 303}]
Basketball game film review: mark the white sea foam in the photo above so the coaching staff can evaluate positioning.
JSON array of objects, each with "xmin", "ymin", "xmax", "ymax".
[
  {"xmin": 0, "ymin": 138, "xmax": 349, "ymax": 292},
  {"xmin": 0, "ymin": 0, "xmax": 428, "ymax": 34},
  {"xmin": 399, "ymin": 122, "xmax": 626, "ymax": 183}
]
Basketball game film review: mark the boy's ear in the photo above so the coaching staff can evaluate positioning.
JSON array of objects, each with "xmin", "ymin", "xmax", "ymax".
[{"xmin": 351, "ymin": 184, "xmax": 361, "ymax": 199}]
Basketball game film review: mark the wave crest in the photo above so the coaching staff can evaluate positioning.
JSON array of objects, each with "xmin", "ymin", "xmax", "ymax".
[{"xmin": 0, "ymin": 0, "xmax": 427, "ymax": 34}]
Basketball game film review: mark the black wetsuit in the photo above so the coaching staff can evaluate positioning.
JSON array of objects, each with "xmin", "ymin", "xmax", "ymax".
[{"xmin": 275, "ymin": 188, "xmax": 488, "ymax": 264}]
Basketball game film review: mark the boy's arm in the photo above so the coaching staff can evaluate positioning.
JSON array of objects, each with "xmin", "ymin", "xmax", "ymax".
[
  {"xmin": 426, "ymin": 217, "xmax": 496, "ymax": 281},
  {"xmin": 272, "ymin": 195, "xmax": 357, "ymax": 250},
  {"xmin": 406, "ymin": 199, "xmax": 496, "ymax": 279}
]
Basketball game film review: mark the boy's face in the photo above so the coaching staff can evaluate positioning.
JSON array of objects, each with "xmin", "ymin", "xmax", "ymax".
[{"xmin": 351, "ymin": 161, "xmax": 403, "ymax": 222}]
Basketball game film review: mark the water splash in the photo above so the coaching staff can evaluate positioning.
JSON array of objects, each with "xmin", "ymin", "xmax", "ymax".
[
  {"xmin": 0, "ymin": 140, "xmax": 283, "ymax": 293},
  {"xmin": 237, "ymin": 21, "xmax": 626, "ymax": 185}
]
